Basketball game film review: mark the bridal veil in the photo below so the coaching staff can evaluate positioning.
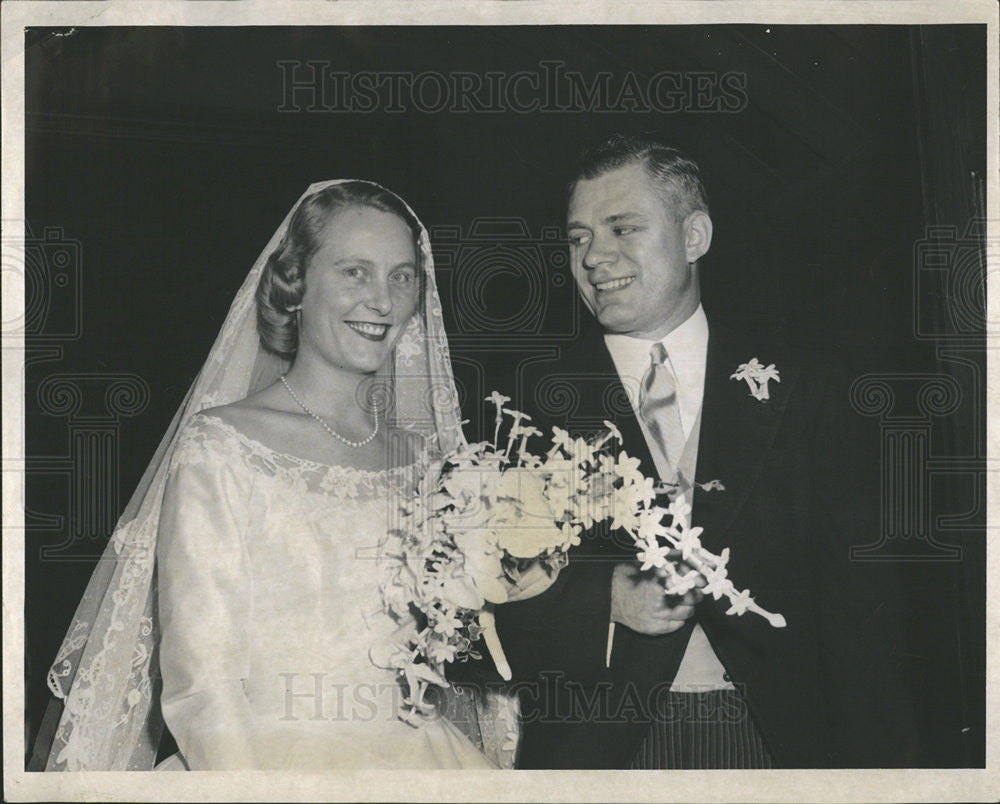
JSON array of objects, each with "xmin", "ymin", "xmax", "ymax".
[{"xmin": 38, "ymin": 179, "xmax": 516, "ymax": 771}]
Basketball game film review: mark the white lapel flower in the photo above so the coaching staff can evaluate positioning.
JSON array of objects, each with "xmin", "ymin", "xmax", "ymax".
[{"xmin": 731, "ymin": 358, "xmax": 780, "ymax": 401}]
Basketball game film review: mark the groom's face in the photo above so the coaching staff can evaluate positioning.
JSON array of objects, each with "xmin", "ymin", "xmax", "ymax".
[{"xmin": 567, "ymin": 161, "xmax": 708, "ymax": 340}]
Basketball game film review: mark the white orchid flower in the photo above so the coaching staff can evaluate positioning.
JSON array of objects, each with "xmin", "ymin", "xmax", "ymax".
[
  {"xmin": 730, "ymin": 357, "xmax": 781, "ymax": 401},
  {"xmin": 380, "ymin": 398, "xmax": 788, "ymax": 725}
]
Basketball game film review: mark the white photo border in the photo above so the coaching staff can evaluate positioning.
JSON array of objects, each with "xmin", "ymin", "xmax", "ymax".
[{"xmin": 3, "ymin": 1, "xmax": 997, "ymax": 801}]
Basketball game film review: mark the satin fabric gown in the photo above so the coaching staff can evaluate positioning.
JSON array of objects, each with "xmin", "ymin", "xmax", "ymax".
[{"xmin": 155, "ymin": 413, "xmax": 493, "ymax": 770}]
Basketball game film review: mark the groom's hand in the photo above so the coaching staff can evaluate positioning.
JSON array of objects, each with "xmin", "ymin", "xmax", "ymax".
[
  {"xmin": 611, "ymin": 562, "xmax": 705, "ymax": 635},
  {"xmin": 503, "ymin": 559, "xmax": 563, "ymax": 603}
]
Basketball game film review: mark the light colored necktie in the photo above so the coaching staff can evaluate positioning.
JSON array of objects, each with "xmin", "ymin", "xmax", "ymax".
[{"xmin": 638, "ymin": 342, "xmax": 685, "ymax": 473}]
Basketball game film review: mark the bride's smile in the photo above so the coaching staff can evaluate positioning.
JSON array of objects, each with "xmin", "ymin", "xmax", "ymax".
[{"xmin": 344, "ymin": 321, "xmax": 391, "ymax": 340}]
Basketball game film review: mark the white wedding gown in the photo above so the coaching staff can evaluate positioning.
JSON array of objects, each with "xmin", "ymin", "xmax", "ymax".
[{"xmin": 155, "ymin": 413, "xmax": 495, "ymax": 770}]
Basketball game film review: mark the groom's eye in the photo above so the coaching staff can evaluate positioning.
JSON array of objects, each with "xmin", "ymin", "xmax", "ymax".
[{"xmin": 568, "ymin": 232, "xmax": 591, "ymax": 247}]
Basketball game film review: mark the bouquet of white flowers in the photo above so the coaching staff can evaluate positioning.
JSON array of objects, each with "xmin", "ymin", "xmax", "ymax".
[{"xmin": 374, "ymin": 392, "xmax": 785, "ymax": 723}]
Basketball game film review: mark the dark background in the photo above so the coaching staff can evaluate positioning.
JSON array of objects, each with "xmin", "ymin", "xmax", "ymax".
[{"xmin": 22, "ymin": 25, "xmax": 986, "ymax": 767}]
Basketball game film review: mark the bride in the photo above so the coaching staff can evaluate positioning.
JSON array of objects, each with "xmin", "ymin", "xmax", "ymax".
[{"xmin": 40, "ymin": 180, "xmax": 518, "ymax": 771}]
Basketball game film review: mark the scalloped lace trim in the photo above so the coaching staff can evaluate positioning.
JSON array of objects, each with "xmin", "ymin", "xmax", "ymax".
[{"xmin": 174, "ymin": 413, "xmax": 420, "ymax": 499}]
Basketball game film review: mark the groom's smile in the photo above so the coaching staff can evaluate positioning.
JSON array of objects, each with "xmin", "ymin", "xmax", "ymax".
[{"xmin": 593, "ymin": 276, "xmax": 636, "ymax": 292}]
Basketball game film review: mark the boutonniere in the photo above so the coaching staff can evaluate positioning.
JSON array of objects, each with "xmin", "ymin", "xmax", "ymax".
[{"xmin": 730, "ymin": 358, "xmax": 780, "ymax": 401}]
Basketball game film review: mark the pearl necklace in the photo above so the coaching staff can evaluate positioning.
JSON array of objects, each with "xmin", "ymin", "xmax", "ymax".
[{"xmin": 280, "ymin": 374, "xmax": 379, "ymax": 448}]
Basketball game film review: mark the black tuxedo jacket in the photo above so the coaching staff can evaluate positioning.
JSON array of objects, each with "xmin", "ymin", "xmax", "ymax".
[{"xmin": 479, "ymin": 315, "xmax": 915, "ymax": 768}]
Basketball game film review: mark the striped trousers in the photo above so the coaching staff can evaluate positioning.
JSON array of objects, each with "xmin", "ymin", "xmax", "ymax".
[{"xmin": 630, "ymin": 689, "xmax": 774, "ymax": 769}]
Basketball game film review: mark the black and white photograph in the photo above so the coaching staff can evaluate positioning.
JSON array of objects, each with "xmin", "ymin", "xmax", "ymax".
[{"xmin": 2, "ymin": 1, "xmax": 996, "ymax": 801}]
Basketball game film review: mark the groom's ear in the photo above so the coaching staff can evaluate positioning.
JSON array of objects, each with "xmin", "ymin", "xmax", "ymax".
[{"xmin": 683, "ymin": 210, "xmax": 713, "ymax": 263}]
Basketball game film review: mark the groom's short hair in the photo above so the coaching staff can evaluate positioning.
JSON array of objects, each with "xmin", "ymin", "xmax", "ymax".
[{"xmin": 569, "ymin": 133, "xmax": 710, "ymax": 222}]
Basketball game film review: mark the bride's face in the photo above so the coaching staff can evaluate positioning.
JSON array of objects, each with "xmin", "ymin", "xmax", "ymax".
[{"xmin": 298, "ymin": 205, "xmax": 420, "ymax": 375}]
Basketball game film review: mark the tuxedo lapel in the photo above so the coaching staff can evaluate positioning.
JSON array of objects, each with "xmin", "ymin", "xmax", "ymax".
[
  {"xmin": 692, "ymin": 324, "xmax": 798, "ymax": 553},
  {"xmin": 557, "ymin": 321, "xmax": 796, "ymax": 553}
]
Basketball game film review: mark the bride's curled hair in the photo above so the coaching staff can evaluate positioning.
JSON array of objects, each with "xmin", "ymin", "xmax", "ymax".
[{"xmin": 256, "ymin": 181, "xmax": 424, "ymax": 359}]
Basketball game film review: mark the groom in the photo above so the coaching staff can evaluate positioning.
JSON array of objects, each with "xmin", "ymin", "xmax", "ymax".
[{"xmin": 486, "ymin": 133, "xmax": 914, "ymax": 768}]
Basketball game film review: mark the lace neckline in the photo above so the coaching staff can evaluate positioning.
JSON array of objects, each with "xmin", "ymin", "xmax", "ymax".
[{"xmin": 194, "ymin": 413, "xmax": 421, "ymax": 478}]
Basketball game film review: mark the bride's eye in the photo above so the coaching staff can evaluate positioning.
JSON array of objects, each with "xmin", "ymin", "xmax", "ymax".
[
  {"xmin": 344, "ymin": 266, "xmax": 367, "ymax": 280},
  {"xmin": 390, "ymin": 270, "xmax": 414, "ymax": 285}
]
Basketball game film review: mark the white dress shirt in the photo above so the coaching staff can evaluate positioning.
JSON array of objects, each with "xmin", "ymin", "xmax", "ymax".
[
  {"xmin": 605, "ymin": 304, "xmax": 709, "ymax": 466},
  {"xmin": 603, "ymin": 304, "xmax": 733, "ymax": 692}
]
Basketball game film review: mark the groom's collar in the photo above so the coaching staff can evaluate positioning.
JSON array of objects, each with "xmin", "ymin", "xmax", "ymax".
[
  {"xmin": 602, "ymin": 305, "xmax": 709, "ymax": 439},
  {"xmin": 602, "ymin": 304, "xmax": 709, "ymax": 360}
]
